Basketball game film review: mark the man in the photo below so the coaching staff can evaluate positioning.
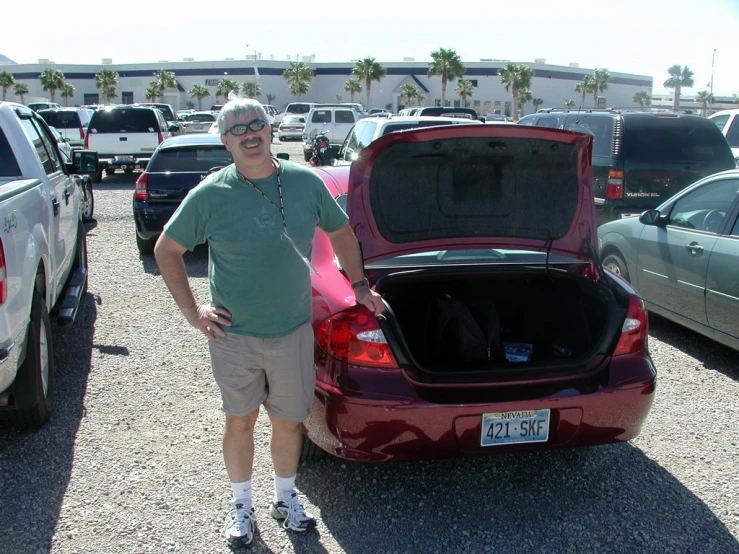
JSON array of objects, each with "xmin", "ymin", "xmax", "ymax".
[{"xmin": 154, "ymin": 97, "xmax": 383, "ymax": 546}]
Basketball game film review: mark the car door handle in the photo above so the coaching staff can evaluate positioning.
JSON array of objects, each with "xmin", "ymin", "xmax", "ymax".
[
  {"xmin": 52, "ymin": 197, "xmax": 60, "ymax": 216},
  {"xmin": 686, "ymin": 241, "xmax": 704, "ymax": 254},
  {"xmin": 64, "ymin": 188, "xmax": 71, "ymax": 205}
]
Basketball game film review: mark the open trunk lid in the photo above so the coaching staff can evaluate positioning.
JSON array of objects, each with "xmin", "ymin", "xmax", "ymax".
[{"xmin": 347, "ymin": 125, "xmax": 599, "ymax": 265}]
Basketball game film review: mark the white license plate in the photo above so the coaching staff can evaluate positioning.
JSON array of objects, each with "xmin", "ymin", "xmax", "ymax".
[{"xmin": 481, "ymin": 409, "xmax": 550, "ymax": 446}]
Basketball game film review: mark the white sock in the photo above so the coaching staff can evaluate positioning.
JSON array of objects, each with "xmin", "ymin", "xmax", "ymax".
[
  {"xmin": 231, "ymin": 479, "xmax": 252, "ymax": 508},
  {"xmin": 274, "ymin": 473, "xmax": 296, "ymax": 502}
]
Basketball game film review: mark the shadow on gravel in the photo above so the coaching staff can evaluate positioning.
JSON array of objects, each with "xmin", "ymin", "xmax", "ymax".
[
  {"xmin": 649, "ymin": 313, "xmax": 738, "ymax": 381},
  {"xmin": 296, "ymin": 443, "xmax": 738, "ymax": 554},
  {"xmin": 0, "ymin": 292, "xmax": 97, "ymax": 554},
  {"xmin": 139, "ymin": 243, "xmax": 209, "ymax": 278}
]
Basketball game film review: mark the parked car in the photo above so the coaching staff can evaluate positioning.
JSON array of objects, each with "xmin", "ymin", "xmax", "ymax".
[
  {"xmin": 518, "ymin": 110, "xmax": 736, "ymax": 225},
  {"xmin": 179, "ymin": 111, "xmax": 217, "ymax": 134},
  {"xmin": 709, "ymin": 109, "xmax": 739, "ymax": 164},
  {"xmin": 133, "ymin": 134, "xmax": 234, "ymax": 254},
  {"xmin": 301, "ymin": 107, "xmax": 364, "ymax": 160},
  {"xmin": 38, "ymin": 108, "xmax": 93, "ymax": 147},
  {"xmin": 415, "ymin": 106, "xmax": 481, "ymax": 121},
  {"xmin": 485, "ymin": 113, "xmax": 509, "ymax": 122},
  {"xmin": 262, "ymin": 104, "xmax": 283, "ymax": 125},
  {"xmin": 85, "ymin": 106, "xmax": 175, "ymax": 180},
  {"xmin": 283, "ymin": 102, "xmax": 318, "ymax": 117},
  {"xmin": 369, "ymin": 108, "xmax": 393, "ymax": 116},
  {"xmin": 27, "ymin": 102, "xmax": 61, "ymax": 112},
  {"xmin": 48, "ymin": 125, "xmax": 73, "ymax": 160},
  {"xmin": 277, "ymin": 115, "xmax": 306, "ymax": 141},
  {"xmin": 333, "ymin": 116, "xmax": 482, "ymax": 166},
  {"xmin": 598, "ymin": 169, "xmax": 739, "ymax": 351},
  {"xmin": 133, "ymin": 102, "xmax": 179, "ymax": 128},
  {"xmin": 299, "ymin": 124, "xmax": 656, "ymax": 462}
]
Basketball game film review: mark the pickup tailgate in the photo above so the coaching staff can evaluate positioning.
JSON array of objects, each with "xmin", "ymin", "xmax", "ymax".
[{"xmin": 87, "ymin": 132, "xmax": 161, "ymax": 157}]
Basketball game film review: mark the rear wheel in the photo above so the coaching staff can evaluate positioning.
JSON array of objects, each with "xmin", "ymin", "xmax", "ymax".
[
  {"xmin": 603, "ymin": 253, "xmax": 630, "ymax": 282},
  {"xmin": 104, "ymin": 168, "xmax": 115, "ymax": 177},
  {"xmin": 124, "ymin": 168, "xmax": 134, "ymax": 175},
  {"xmin": 91, "ymin": 169, "xmax": 103, "ymax": 183},
  {"xmin": 303, "ymin": 150, "xmax": 312, "ymax": 162},
  {"xmin": 136, "ymin": 233, "xmax": 157, "ymax": 255},
  {"xmin": 80, "ymin": 183, "xmax": 94, "ymax": 223},
  {"xmin": 299, "ymin": 432, "xmax": 325, "ymax": 462}
]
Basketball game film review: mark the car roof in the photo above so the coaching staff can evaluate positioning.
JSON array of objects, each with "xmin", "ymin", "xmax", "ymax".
[
  {"xmin": 158, "ymin": 134, "xmax": 225, "ymax": 148},
  {"xmin": 709, "ymin": 109, "xmax": 739, "ymax": 117}
]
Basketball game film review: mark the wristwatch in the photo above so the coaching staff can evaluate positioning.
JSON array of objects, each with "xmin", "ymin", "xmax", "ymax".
[{"xmin": 351, "ymin": 278, "xmax": 370, "ymax": 291}]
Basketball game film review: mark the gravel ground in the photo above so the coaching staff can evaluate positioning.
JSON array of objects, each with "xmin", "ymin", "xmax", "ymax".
[{"xmin": 1, "ymin": 138, "xmax": 738, "ymax": 554}]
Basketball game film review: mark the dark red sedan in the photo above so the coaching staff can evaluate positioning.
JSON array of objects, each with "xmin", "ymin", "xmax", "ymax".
[{"xmin": 303, "ymin": 124, "xmax": 656, "ymax": 462}]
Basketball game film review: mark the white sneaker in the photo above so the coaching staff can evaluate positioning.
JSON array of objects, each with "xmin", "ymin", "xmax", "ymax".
[
  {"xmin": 222, "ymin": 503, "xmax": 255, "ymax": 545},
  {"xmin": 270, "ymin": 492, "xmax": 316, "ymax": 532}
]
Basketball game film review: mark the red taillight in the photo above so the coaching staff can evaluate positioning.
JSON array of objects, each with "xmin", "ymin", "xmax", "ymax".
[
  {"xmin": 134, "ymin": 172, "xmax": 149, "ymax": 200},
  {"xmin": 79, "ymin": 127, "xmax": 85, "ymax": 140},
  {"xmin": 157, "ymin": 131, "xmax": 164, "ymax": 143},
  {"xmin": 315, "ymin": 305, "xmax": 399, "ymax": 368},
  {"xmin": 0, "ymin": 238, "xmax": 6, "ymax": 305},
  {"xmin": 613, "ymin": 296, "xmax": 649, "ymax": 356},
  {"xmin": 84, "ymin": 132, "xmax": 89, "ymax": 149},
  {"xmin": 606, "ymin": 170, "xmax": 625, "ymax": 199}
]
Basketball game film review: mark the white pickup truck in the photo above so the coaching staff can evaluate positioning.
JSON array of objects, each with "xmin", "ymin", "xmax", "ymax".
[{"xmin": 0, "ymin": 102, "xmax": 98, "ymax": 427}]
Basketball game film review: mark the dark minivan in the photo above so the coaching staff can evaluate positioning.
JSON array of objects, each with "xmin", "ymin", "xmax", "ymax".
[{"xmin": 518, "ymin": 110, "xmax": 736, "ymax": 225}]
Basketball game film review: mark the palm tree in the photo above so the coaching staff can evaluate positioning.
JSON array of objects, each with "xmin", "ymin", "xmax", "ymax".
[
  {"xmin": 694, "ymin": 90, "xmax": 713, "ymax": 117},
  {"xmin": 592, "ymin": 68, "xmax": 612, "ymax": 108},
  {"xmin": 663, "ymin": 65, "xmax": 694, "ymax": 112},
  {"xmin": 455, "ymin": 80, "xmax": 474, "ymax": 107},
  {"xmin": 242, "ymin": 81, "xmax": 262, "ymax": 99},
  {"xmin": 335, "ymin": 94, "xmax": 342, "ymax": 102},
  {"xmin": 13, "ymin": 82, "xmax": 29, "ymax": 104},
  {"xmin": 564, "ymin": 99, "xmax": 576, "ymax": 108},
  {"xmin": 353, "ymin": 57, "xmax": 386, "ymax": 110},
  {"xmin": 400, "ymin": 84, "xmax": 420, "ymax": 107},
  {"xmin": 145, "ymin": 83, "xmax": 160, "ymax": 101},
  {"xmin": 215, "ymin": 78, "xmax": 240, "ymax": 103},
  {"xmin": 185, "ymin": 100, "xmax": 195, "ymax": 109},
  {"xmin": 282, "ymin": 62, "xmax": 313, "ymax": 101},
  {"xmin": 189, "ymin": 83, "xmax": 210, "ymax": 110},
  {"xmin": 94, "ymin": 69, "xmax": 119, "ymax": 104},
  {"xmin": 428, "ymin": 48, "xmax": 465, "ymax": 107},
  {"xmin": 154, "ymin": 69, "xmax": 177, "ymax": 100},
  {"xmin": 60, "ymin": 83, "xmax": 75, "ymax": 107},
  {"xmin": 632, "ymin": 90, "xmax": 652, "ymax": 111},
  {"xmin": 0, "ymin": 71, "xmax": 15, "ymax": 101},
  {"xmin": 499, "ymin": 63, "xmax": 535, "ymax": 120},
  {"xmin": 39, "ymin": 68, "xmax": 65, "ymax": 103},
  {"xmin": 532, "ymin": 97, "xmax": 544, "ymax": 112},
  {"xmin": 266, "ymin": 93, "xmax": 276, "ymax": 104},
  {"xmin": 343, "ymin": 78, "xmax": 362, "ymax": 103},
  {"xmin": 574, "ymin": 75, "xmax": 595, "ymax": 108},
  {"xmin": 517, "ymin": 89, "xmax": 533, "ymax": 116}
]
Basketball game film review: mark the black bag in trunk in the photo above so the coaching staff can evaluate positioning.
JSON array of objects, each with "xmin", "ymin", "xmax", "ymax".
[{"xmin": 425, "ymin": 293, "xmax": 506, "ymax": 366}]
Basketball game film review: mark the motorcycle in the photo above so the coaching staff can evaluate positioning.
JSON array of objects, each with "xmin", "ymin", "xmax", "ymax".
[{"xmin": 308, "ymin": 128, "xmax": 332, "ymax": 167}]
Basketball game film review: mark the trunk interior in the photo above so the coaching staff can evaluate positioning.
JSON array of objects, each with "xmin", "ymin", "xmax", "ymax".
[{"xmin": 378, "ymin": 269, "xmax": 619, "ymax": 375}]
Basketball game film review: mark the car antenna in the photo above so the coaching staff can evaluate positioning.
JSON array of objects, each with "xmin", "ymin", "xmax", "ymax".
[{"xmin": 545, "ymin": 234, "xmax": 553, "ymax": 279}]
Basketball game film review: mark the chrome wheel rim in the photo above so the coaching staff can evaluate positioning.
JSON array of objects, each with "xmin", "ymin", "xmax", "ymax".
[
  {"xmin": 82, "ymin": 188, "xmax": 92, "ymax": 218},
  {"xmin": 39, "ymin": 318, "xmax": 50, "ymax": 396},
  {"xmin": 606, "ymin": 262, "xmax": 621, "ymax": 276}
]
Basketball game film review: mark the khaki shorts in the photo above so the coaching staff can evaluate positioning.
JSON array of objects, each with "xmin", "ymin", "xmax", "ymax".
[{"xmin": 208, "ymin": 323, "xmax": 316, "ymax": 422}]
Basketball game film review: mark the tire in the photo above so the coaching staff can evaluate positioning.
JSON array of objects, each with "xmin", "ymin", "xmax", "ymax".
[
  {"xmin": 124, "ymin": 168, "xmax": 134, "ymax": 175},
  {"xmin": 136, "ymin": 233, "xmax": 157, "ymax": 255},
  {"xmin": 299, "ymin": 432, "xmax": 326, "ymax": 462},
  {"xmin": 91, "ymin": 169, "xmax": 103, "ymax": 183},
  {"xmin": 603, "ymin": 253, "xmax": 630, "ymax": 283},
  {"xmin": 74, "ymin": 221, "xmax": 89, "ymax": 295},
  {"xmin": 303, "ymin": 150, "xmax": 312, "ymax": 162},
  {"xmin": 104, "ymin": 168, "xmax": 115, "ymax": 176},
  {"xmin": 81, "ymin": 183, "xmax": 94, "ymax": 223},
  {"xmin": 2, "ymin": 292, "xmax": 54, "ymax": 428}
]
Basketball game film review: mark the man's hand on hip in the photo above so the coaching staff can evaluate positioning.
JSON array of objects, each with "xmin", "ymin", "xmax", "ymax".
[{"xmin": 186, "ymin": 303, "xmax": 233, "ymax": 340}]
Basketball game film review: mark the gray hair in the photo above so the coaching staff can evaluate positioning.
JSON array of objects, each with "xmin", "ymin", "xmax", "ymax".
[{"xmin": 217, "ymin": 95, "xmax": 268, "ymax": 135}]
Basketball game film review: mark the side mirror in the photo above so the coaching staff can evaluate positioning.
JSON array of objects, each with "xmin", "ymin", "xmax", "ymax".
[
  {"xmin": 639, "ymin": 209, "xmax": 661, "ymax": 226},
  {"xmin": 72, "ymin": 150, "xmax": 99, "ymax": 174},
  {"xmin": 168, "ymin": 124, "xmax": 180, "ymax": 132},
  {"xmin": 323, "ymin": 147, "xmax": 338, "ymax": 161},
  {"xmin": 275, "ymin": 152, "xmax": 290, "ymax": 161}
]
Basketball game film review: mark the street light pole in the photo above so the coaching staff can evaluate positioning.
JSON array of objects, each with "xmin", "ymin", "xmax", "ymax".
[{"xmin": 710, "ymin": 48, "xmax": 716, "ymax": 113}]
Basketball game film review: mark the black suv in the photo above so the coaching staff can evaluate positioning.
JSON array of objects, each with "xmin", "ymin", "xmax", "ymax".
[{"xmin": 518, "ymin": 110, "xmax": 736, "ymax": 225}]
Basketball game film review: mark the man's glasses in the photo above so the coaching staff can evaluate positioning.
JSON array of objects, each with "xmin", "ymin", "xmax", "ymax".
[{"xmin": 226, "ymin": 119, "xmax": 268, "ymax": 136}]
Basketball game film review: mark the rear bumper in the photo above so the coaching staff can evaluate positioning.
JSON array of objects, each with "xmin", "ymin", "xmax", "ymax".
[
  {"xmin": 304, "ymin": 355, "xmax": 656, "ymax": 462},
  {"xmin": 133, "ymin": 203, "xmax": 179, "ymax": 239}
]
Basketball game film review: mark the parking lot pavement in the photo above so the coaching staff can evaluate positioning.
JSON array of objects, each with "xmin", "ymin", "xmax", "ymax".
[{"xmin": 0, "ymin": 151, "xmax": 737, "ymax": 553}]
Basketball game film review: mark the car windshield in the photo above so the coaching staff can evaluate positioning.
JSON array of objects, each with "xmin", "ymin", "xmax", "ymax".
[
  {"xmin": 365, "ymin": 249, "xmax": 582, "ymax": 267},
  {"xmin": 89, "ymin": 110, "xmax": 158, "ymax": 133},
  {"xmin": 38, "ymin": 111, "xmax": 79, "ymax": 129},
  {"xmin": 148, "ymin": 145, "xmax": 233, "ymax": 172}
]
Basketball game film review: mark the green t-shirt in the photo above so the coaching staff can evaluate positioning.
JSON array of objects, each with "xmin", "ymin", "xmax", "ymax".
[{"xmin": 163, "ymin": 160, "xmax": 348, "ymax": 338}]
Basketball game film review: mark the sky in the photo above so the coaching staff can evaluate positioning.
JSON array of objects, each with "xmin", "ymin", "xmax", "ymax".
[{"xmin": 3, "ymin": 0, "xmax": 738, "ymax": 97}]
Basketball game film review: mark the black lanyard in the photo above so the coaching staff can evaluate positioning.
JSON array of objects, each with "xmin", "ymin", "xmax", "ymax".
[{"xmin": 238, "ymin": 158, "xmax": 286, "ymax": 236}]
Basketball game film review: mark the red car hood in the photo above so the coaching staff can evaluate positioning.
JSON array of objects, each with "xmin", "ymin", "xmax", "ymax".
[{"xmin": 346, "ymin": 124, "xmax": 598, "ymax": 264}]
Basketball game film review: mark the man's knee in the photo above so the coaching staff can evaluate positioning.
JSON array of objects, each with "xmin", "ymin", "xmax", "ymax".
[
  {"xmin": 268, "ymin": 414, "xmax": 303, "ymax": 434},
  {"xmin": 225, "ymin": 409, "xmax": 259, "ymax": 434}
]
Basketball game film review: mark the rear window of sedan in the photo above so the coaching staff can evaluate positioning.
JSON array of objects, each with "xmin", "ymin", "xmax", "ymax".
[
  {"xmin": 148, "ymin": 145, "xmax": 233, "ymax": 172},
  {"xmin": 282, "ymin": 116, "xmax": 306, "ymax": 125},
  {"xmin": 185, "ymin": 113, "xmax": 216, "ymax": 122}
]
